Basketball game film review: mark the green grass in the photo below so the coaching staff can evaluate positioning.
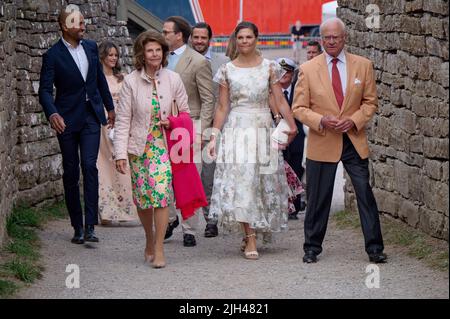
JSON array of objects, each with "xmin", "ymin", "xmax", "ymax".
[
  {"xmin": 2, "ymin": 259, "xmax": 43, "ymax": 283},
  {"xmin": 0, "ymin": 201, "xmax": 67, "ymax": 298},
  {"xmin": 332, "ymin": 210, "xmax": 449, "ymax": 272},
  {"xmin": 0, "ymin": 279, "xmax": 18, "ymax": 298}
]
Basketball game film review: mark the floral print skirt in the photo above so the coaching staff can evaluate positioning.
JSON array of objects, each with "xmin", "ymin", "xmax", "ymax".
[
  {"xmin": 208, "ymin": 106, "xmax": 289, "ymax": 234},
  {"xmin": 284, "ymin": 161, "xmax": 304, "ymax": 213},
  {"xmin": 128, "ymin": 89, "xmax": 173, "ymax": 210}
]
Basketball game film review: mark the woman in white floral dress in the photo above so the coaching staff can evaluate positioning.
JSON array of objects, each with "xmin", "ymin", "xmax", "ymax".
[
  {"xmin": 98, "ymin": 41, "xmax": 137, "ymax": 225},
  {"xmin": 207, "ymin": 22, "xmax": 298, "ymax": 260}
]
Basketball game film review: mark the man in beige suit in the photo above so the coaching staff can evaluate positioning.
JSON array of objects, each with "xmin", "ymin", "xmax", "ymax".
[
  {"xmin": 191, "ymin": 22, "xmax": 229, "ymax": 238},
  {"xmin": 292, "ymin": 18, "xmax": 386, "ymax": 264},
  {"xmin": 163, "ymin": 16, "xmax": 215, "ymax": 247}
]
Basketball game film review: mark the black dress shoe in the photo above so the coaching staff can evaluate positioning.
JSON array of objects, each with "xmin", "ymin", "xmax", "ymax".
[
  {"xmin": 164, "ymin": 216, "xmax": 179, "ymax": 240},
  {"xmin": 288, "ymin": 213, "xmax": 298, "ymax": 220},
  {"xmin": 368, "ymin": 252, "xmax": 387, "ymax": 263},
  {"xmin": 84, "ymin": 225, "xmax": 99, "ymax": 242},
  {"xmin": 183, "ymin": 234, "xmax": 196, "ymax": 247},
  {"xmin": 303, "ymin": 251, "xmax": 318, "ymax": 263},
  {"xmin": 299, "ymin": 200, "xmax": 306, "ymax": 211},
  {"xmin": 71, "ymin": 227, "xmax": 85, "ymax": 244},
  {"xmin": 204, "ymin": 224, "xmax": 218, "ymax": 237}
]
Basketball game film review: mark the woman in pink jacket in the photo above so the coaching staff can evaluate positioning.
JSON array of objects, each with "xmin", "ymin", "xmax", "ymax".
[{"xmin": 114, "ymin": 30, "xmax": 189, "ymax": 268}]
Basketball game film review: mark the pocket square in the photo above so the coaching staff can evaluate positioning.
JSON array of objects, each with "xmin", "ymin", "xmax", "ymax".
[{"xmin": 354, "ymin": 78, "xmax": 361, "ymax": 85}]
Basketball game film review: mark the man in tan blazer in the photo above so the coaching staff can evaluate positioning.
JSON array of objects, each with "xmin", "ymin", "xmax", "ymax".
[
  {"xmin": 163, "ymin": 16, "xmax": 215, "ymax": 247},
  {"xmin": 191, "ymin": 22, "xmax": 230, "ymax": 238},
  {"xmin": 292, "ymin": 17, "xmax": 386, "ymax": 264}
]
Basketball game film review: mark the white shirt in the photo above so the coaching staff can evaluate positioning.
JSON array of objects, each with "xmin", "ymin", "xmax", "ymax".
[
  {"xmin": 167, "ymin": 44, "xmax": 187, "ymax": 71},
  {"xmin": 204, "ymin": 47, "xmax": 212, "ymax": 61},
  {"xmin": 61, "ymin": 37, "xmax": 89, "ymax": 82},
  {"xmin": 325, "ymin": 50, "xmax": 347, "ymax": 96}
]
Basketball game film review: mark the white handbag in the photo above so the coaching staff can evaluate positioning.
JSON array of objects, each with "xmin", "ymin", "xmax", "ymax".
[{"xmin": 271, "ymin": 118, "xmax": 290, "ymax": 144}]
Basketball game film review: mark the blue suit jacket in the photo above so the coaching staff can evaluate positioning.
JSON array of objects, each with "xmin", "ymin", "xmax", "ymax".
[{"xmin": 39, "ymin": 39, "xmax": 114, "ymax": 128}]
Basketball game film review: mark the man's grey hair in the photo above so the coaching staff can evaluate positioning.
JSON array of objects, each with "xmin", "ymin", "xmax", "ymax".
[{"xmin": 320, "ymin": 17, "xmax": 347, "ymax": 35}]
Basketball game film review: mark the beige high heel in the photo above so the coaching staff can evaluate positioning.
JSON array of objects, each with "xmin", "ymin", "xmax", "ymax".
[{"xmin": 243, "ymin": 233, "xmax": 259, "ymax": 260}]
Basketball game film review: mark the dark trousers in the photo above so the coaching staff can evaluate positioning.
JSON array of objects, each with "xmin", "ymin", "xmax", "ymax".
[
  {"xmin": 304, "ymin": 134, "xmax": 384, "ymax": 255},
  {"xmin": 284, "ymin": 120, "xmax": 305, "ymax": 181},
  {"xmin": 57, "ymin": 108, "xmax": 101, "ymax": 229},
  {"xmin": 201, "ymin": 160, "xmax": 217, "ymax": 225}
]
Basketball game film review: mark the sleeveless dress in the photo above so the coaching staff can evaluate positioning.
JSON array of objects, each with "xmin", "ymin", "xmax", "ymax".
[
  {"xmin": 128, "ymin": 86, "xmax": 174, "ymax": 209},
  {"xmin": 208, "ymin": 59, "xmax": 289, "ymax": 235},
  {"xmin": 98, "ymin": 74, "xmax": 137, "ymax": 223}
]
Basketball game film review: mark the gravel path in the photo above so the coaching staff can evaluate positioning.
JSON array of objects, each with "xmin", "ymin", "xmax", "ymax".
[{"xmin": 16, "ymin": 164, "xmax": 449, "ymax": 299}]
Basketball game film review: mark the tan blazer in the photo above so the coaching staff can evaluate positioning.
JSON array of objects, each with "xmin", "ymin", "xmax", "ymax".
[
  {"xmin": 292, "ymin": 51, "xmax": 378, "ymax": 162},
  {"xmin": 175, "ymin": 46, "xmax": 214, "ymax": 133},
  {"xmin": 114, "ymin": 68, "xmax": 190, "ymax": 160}
]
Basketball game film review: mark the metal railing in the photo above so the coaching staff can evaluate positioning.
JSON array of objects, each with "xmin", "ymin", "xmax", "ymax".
[{"xmin": 210, "ymin": 35, "xmax": 321, "ymax": 53}]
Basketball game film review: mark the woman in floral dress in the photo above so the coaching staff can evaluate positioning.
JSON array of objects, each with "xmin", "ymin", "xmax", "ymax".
[
  {"xmin": 97, "ymin": 41, "xmax": 137, "ymax": 225},
  {"xmin": 114, "ymin": 30, "xmax": 190, "ymax": 268},
  {"xmin": 207, "ymin": 22, "xmax": 298, "ymax": 260}
]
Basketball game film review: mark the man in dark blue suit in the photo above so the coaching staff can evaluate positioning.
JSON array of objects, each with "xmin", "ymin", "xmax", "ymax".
[
  {"xmin": 276, "ymin": 58, "xmax": 306, "ymax": 219},
  {"xmin": 39, "ymin": 6, "xmax": 114, "ymax": 244}
]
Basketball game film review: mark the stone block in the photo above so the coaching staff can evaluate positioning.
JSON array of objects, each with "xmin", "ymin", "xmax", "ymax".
[
  {"xmin": 405, "ymin": 0, "xmax": 423, "ymax": 12},
  {"xmin": 398, "ymin": 200, "xmax": 420, "ymax": 227},
  {"xmin": 388, "ymin": 128, "xmax": 410, "ymax": 152},
  {"xmin": 16, "ymin": 138, "xmax": 60, "ymax": 162},
  {"xmin": 423, "ymin": 137, "xmax": 449, "ymax": 159},
  {"xmin": 16, "ymin": 179, "xmax": 64, "ymax": 206},
  {"xmin": 426, "ymin": 36, "xmax": 449, "ymax": 59},
  {"xmin": 38, "ymin": 154, "xmax": 62, "ymax": 183},
  {"xmin": 419, "ymin": 207, "xmax": 446, "ymax": 239},
  {"xmin": 18, "ymin": 125, "xmax": 54, "ymax": 143},
  {"xmin": 399, "ymin": 15, "xmax": 422, "ymax": 34},
  {"xmin": 442, "ymin": 161, "xmax": 449, "ymax": 183},
  {"xmin": 438, "ymin": 100, "xmax": 449, "ymax": 118},
  {"xmin": 422, "ymin": 178, "xmax": 449, "ymax": 213},
  {"xmin": 409, "ymin": 135, "xmax": 423, "ymax": 153},
  {"xmin": 373, "ymin": 161, "xmax": 395, "ymax": 191},
  {"xmin": 400, "ymin": 33, "xmax": 427, "ymax": 56},
  {"xmin": 373, "ymin": 188, "xmax": 400, "ymax": 217},
  {"xmin": 423, "ymin": 0, "xmax": 449, "ymax": 15},
  {"xmin": 424, "ymin": 159, "xmax": 443, "ymax": 180},
  {"xmin": 419, "ymin": 117, "xmax": 448, "ymax": 138},
  {"xmin": 432, "ymin": 61, "xmax": 449, "ymax": 88},
  {"xmin": 394, "ymin": 160, "xmax": 410, "ymax": 197},
  {"xmin": 394, "ymin": 108, "xmax": 417, "ymax": 134},
  {"xmin": 17, "ymin": 160, "xmax": 39, "ymax": 189}
]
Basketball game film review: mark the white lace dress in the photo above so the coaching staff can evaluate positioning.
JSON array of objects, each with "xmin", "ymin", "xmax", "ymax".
[{"xmin": 208, "ymin": 59, "xmax": 289, "ymax": 235}]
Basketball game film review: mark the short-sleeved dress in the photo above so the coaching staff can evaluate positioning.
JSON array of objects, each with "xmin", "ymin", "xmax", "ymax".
[
  {"xmin": 208, "ymin": 58, "xmax": 289, "ymax": 234},
  {"xmin": 128, "ymin": 86, "xmax": 173, "ymax": 210}
]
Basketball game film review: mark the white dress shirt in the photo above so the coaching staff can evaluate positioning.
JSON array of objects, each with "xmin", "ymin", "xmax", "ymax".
[
  {"xmin": 204, "ymin": 47, "xmax": 212, "ymax": 61},
  {"xmin": 61, "ymin": 37, "xmax": 89, "ymax": 82},
  {"xmin": 167, "ymin": 44, "xmax": 187, "ymax": 71},
  {"xmin": 325, "ymin": 50, "xmax": 347, "ymax": 96}
]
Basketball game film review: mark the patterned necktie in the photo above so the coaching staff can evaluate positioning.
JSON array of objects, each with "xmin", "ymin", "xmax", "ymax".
[{"xmin": 331, "ymin": 58, "xmax": 344, "ymax": 109}]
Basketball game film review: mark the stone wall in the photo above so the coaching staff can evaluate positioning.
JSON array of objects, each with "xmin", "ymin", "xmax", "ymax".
[
  {"xmin": 0, "ymin": 0, "xmax": 133, "ymax": 246},
  {"xmin": 338, "ymin": 0, "xmax": 449, "ymax": 240},
  {"xmin": 0, "ymin": 0, "xmax": 19, "ymax": 247}
]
